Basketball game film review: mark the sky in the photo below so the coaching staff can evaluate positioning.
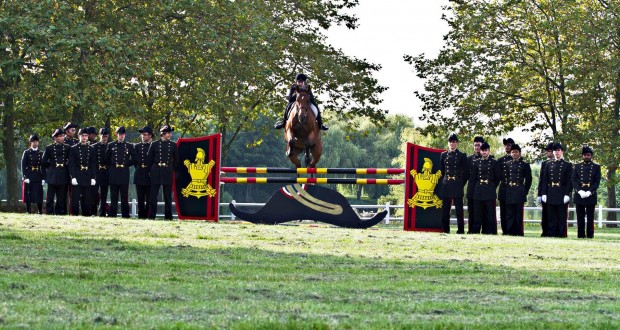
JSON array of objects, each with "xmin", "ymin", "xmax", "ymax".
[{"xmin": 326, "ymin": 0, "xmax": 451, "ymax": 125}]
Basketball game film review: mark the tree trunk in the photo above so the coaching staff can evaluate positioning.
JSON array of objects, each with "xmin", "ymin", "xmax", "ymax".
[{"xmin": 1, "ymin": 93, "xmax": 19, "ymax": 210}]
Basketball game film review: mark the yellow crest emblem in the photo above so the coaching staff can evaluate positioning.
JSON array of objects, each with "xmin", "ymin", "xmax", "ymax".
[
  {"xmin": 407, "ymin": 157, "xmax": 443, "ymax": 209},
  {"xmin": 181, "ymin": 148, "xmax": 217, "ymax": 198}
]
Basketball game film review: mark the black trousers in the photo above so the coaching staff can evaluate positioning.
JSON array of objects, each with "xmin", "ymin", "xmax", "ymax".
[
  {"xmin": 136, "ymin": 184, "xmax": 150, "ymax": 219},
  {"xmin": 109, "ymin": 184, "xmax": 130, "ymax": 218},
  {"xmin": 25, "ymin": 203, "xmax": 43, "ymax": 214},
  {"xmin": 547, "ymin": 204, "xmax": 568, "ymax": 238},
  {"xmin": 505, "ymin": 203, "xmax": 524, "ymax": 236},
  {"xmin": 149, "ymin": 184, "xmax": 173, "ymax": 220},
  {"xmin": 46, "ymin": 184, "xmax": 68, "ymax": 215},
  {"xmin": 540, "ymin": 202, "xmax": 549, "ymax": 237},
  {"xmin": 576, "ymin": 204, "xmax": 595, "ymax": 238},
  {"xmin": 473, "ymin": 199, "xmax": 497, "ymax": 234},
  {"xmin": 441, "ymin": 197, "xmax": 464, "ymax": 233},
  {"xmin": 499, "ymin": 199, "xmax": 507, "ymax": 234},
  {"xmin": 97, "ymin": 184, "xmax": 109, "ymax": 217},
  {"xmin": 71, "ymin": 185, "xmax": 92, "ymax": 216},
  {"xmin": 467, "ymin": 198, "xmax": 475, "ymax": 233}
]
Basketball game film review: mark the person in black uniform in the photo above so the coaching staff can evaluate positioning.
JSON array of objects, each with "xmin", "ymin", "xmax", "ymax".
[
  {"xmin": 537, "ymin": 142, "xmax": 555, "ymax": 236},
  {"xmin": 466, "ymin": 136, "xmax": 484, "ymax": 233},
  {"xmin": 105, "ymin": 126, "xmax": 136, "ymax": 218},
  {"xmin": 68, "ymin": 128, "xmax": 97, "ymax": 216},
  {"xmin": 148, "ymin": 125, "xmax": 179, "ymax": 220},
  {"xmin": 497, "ymin": 137, "xmax": 514, "ymax": 234},
  {"xmin": 21, "ymin": 134, "xmax": 45, "ymax": 214},
  {"xmin": 42, "ymin": 128, "xmax": 71, "ymax": 215},
  {"xmin": 541, "ymin": 143, "xmax": 572, "ymax": 238},
  {"xmin": 274, "ymin": 73, "xmax": 328, "ymax": 131},
  {"xmin": 63, "ymin": 122, "xmax": 79, "ymax": 147},
  {"xmin": 439, "ymin": 133, "xmax": 468, "ymax": 234},
  {"xmin": 86, "ymin": 127, "xmax": 97, "ymax": 144},
  {"xmin": 93, "ymin": 128, "xmax": 110, "ymax": 216},
  {"xmin": 471, "ymin": 142, "xmax": 501, "ymax": 234},
  {"xmin": 571, "ymin": 146, "xmax": 601, "ymax": 238},
  {"xmin": 134, "ymin": 126, "xmax": 153, "ymax": 219},
  {"xmin": 502, "ymin": 144, "xmax": 532, "ymax": 236}
]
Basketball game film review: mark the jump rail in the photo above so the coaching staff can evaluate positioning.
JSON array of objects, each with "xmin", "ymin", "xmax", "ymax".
[
  {"xmin": 221, "ymin": 167, "xmax": 405, "ymax": 175},
  {"xmin": 220, "ymin": 177, "xmax": 405, "ymax": 185}
]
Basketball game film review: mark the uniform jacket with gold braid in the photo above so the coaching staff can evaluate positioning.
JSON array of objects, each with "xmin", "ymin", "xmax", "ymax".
[
  {"xmin": 21, "ymin": 148, "xmax": 45, "ymax": 182},
  {"xmin": 133, "ymin": 141, "xmax": 152, "ymax": 185},
  {"xmin": 93, "ymin": 141, "xmax": 109, "ymax": 185},
  {"xmin": 146, "ymin": 139, "xmax": 178, "ymax": 185},
  {"xmin": 42, "ymin": 142, "xmax": 71, "ymax": 185},
  {"xmin": 501, "ymin": 157, "xmax": 532, "ymax": 204},
  {"xmin": 439, "ymin": 149, "xmax": 469, "ymax": 199},
  {"xmin": 471, "ymin": 156, "xmax": 501, "ymax": 201},
  {"xmin": 105, "ymin": 140, "xmax": 137, "ymax": 185},
  {"xmin": 541, "ymin": 158, "xmax": 573, "ymax": 205},
  {"xmin": 68, "ymin": 143, "xmax": 96, "ymax": 186},
  {"xmin": 497, "ymin": 154, "xmax": 513, "ymax": 201},
  {"xmin": 571, "ymin": 160, "xmax": 601, "ymax": 206}
]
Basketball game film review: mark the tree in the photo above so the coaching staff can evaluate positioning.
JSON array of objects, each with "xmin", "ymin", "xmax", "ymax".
[{"xmin": 407, "ymin": 0, "xmax": 619, "ymax": 210}]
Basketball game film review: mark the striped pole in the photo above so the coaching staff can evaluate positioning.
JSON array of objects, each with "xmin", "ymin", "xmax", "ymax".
[
  {"xmin": 220, "ymin": 177, "xmax": 405, "ymax": 185},
  {"xmin": 221, "ymin": 167, "xmax": 405, "ymax": 175}
]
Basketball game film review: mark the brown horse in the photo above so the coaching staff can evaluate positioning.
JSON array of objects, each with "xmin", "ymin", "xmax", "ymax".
[{"xmin": 284, "ymin": 86, "xmax": 322, "ymax": 168}]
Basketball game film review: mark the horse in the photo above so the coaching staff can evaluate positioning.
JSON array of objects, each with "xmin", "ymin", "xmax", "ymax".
[{"xmin": 284, "ymin": 85, "xmax": 322, "ymax": 168}]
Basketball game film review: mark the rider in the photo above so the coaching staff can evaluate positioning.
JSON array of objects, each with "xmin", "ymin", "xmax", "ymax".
[{"xmin": 274, "ymin": 73, "xmax": 329, "ymax": 131}]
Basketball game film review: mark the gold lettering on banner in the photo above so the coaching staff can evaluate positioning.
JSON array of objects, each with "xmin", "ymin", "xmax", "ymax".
[
  {"xmin": 408, "ymin": 158, "xmax": 443, "ymax": 210},
  {"xmin": 181, "ymin": 148, "xmax": 216, "ymax": 198}
]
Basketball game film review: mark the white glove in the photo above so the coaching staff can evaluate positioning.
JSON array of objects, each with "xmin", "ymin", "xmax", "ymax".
[
  {"xmin": 24, "ymin": 179, "xmax": 30, "ymax": 184},
  {"xmin": 42, "ymin": 180, "xmax": 46, "ymax": 185},
  {"xmin": 563, "ymin": 195, "xmax": 570, "ymax": 204},
  {"xmin": 584, "ymin": 191, "xmax": 592, "ymax": 198},
  {"xmin": 542, "ymin": 195, "xmax": 547, "ymax": 203},
  {"xmin": 577, "ymin": 190, "xmax": 586, "ymax": 198},
  {"xmin": 91, "ymin": 179, "xmax": 96, "ymax": 186},
  {"xmin": 537, "ymin": 196, "xmax": 542, "ymax": 204},
  {"xmin": 71, "ymin": 178, "xmax": 78, "ymax": 186}
]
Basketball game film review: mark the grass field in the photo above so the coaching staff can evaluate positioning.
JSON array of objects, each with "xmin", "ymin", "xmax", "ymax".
[{"xmin": 1, "ymin": 213, "xmax": 620, "ymax": 329}]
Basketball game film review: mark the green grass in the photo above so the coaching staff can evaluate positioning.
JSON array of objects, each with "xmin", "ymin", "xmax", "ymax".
[{"xmin": 1, "ymin": 213, "xmax": 620, "ymax": 329}]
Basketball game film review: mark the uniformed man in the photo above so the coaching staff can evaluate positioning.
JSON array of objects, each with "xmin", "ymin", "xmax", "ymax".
[
  {"xmin": 537, "ymin": 142, "xmax": 555, "ymax": 236},
  {"xmin": 439, "ymin": 133, "xmax": 468, "ymax": 234},
  {"xmin": 134, "ymin": 126, "xmax": 153, "ymax": 219},
  {"xmin": 63, "ymin": 122, "xmax": 79, "ymax": 147},
  {"xmin": 93, "ymin": 128, "xmax": 110, "ymax": 216},
  {"xmin": 68, "ymin": 128, "xmax": 97, "ymax": 216},
  {"xmin": 571, "ymin": 146, "xmax": 601, "ymax": 238},
  {"xmin": 87, "ymin": 127, "xmax": 98, "ymax": 145},
  {"xmin": 541, "ymin": 143, "xmax": 572, "ymax": 238},
  {"xmin": 466, "ymin": 136, "xmax": 484, "ymax": 233},
  {"xmin": 502, "ymin": 144, "xmax": 532, "ymax": 236},
  {"xmin": 470, "ymin": 142, "xmax": 500, "ymax": 234},
  {"xmin": 105, "ymin": 126, "xmax": 136, "ymax": 218},
  {"xmin": 21, "ymin": 134, "xmax": 45, "ymax": 214},
  {"xmin": 42, "ymin": 128, "xmax": 71, "ymax": 215},
  {"xmin": 147, "ymin": 124, "xmax": 179, "ymax": 220},
  {"xmin": 497, "ymin": 137, "xmax": 515, "ymax": 234}
]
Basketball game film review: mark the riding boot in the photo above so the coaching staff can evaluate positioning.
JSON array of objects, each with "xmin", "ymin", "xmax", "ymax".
[
  {"xmin": 275, "ymin": 105, "xmax": 292, "ymax": 129},
  {"xmin": 317, "ymin": 111, "xmax": 329, "ymax": 131}
]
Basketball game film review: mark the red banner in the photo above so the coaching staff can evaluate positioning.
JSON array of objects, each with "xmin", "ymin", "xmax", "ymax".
[{"xmin": 404, "ymin": 143, "xmax": 445, "ymax": 231}]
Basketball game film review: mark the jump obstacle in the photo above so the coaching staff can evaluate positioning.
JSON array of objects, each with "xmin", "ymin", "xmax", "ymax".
[{"xmin": 175, "ymin": 134, "xmax": 443, "ymax": 231}]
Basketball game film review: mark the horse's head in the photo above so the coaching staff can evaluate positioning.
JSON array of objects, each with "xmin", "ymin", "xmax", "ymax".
[{"xmin": 295, "ymin": 85, "xmax": 311, "ymax": 124}]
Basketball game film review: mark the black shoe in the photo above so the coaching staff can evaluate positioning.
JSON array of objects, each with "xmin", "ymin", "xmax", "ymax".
[
  {"xmin": 274, "ymin": 120, "xmax": 285, "ymax": 129},
  {"xmin": 320, "ymin": 124, "xmax": 329, "ymax": 131},
  {"xmin": 456, "ymin": 231, "xmax": 465, "ymax": 234}
]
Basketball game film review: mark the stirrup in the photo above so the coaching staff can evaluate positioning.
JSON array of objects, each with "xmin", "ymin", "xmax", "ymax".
[
  {"xmin": 274, "ymin": 120, "xmax": 285, "ymax": 129},
  {"xmin": 320, "ymin": 123, "xmax": 329, "ymax": 131}
]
